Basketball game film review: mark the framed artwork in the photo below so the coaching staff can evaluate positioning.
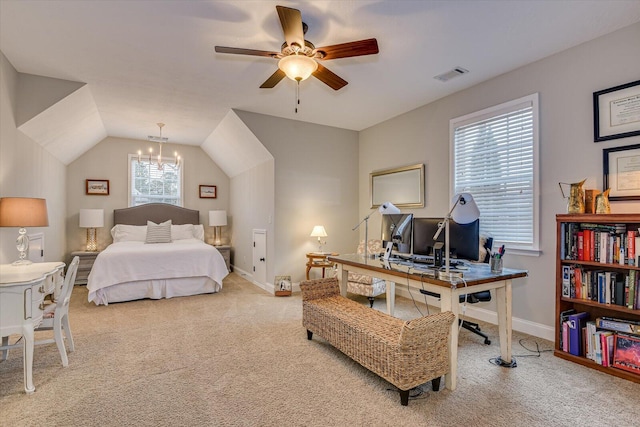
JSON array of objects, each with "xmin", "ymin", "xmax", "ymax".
[
  {"xmin": 612, "ymin": 333, "xmax": 640, "ymax": 375},
  {"xmin": 603, "ymin": 144, "xmax": 640, "ymax": 201},
  {"xmin": 274, "ymin": 275, "xmax": 292, "ymax": 297},
  {"xmin": 86, "ymin": 179, "xmax": 109, "ymax": 195},
  {"xmin": 199, "ymin": 185, "xmax": 217, "ymax": 199},
  {"xmin": 593, "ymin": 80, "xmax": 640, "ymax": 142}
]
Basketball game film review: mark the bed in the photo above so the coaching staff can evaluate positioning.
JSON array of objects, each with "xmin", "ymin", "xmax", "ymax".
[{"xmin": 87, "ymin": 204, "xmax": 228, "ymax": 305}]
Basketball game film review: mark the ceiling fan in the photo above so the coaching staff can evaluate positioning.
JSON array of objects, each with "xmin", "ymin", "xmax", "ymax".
[{"xmin": 214, "ymin": 5, "xmax": 379, "ymax": 91}]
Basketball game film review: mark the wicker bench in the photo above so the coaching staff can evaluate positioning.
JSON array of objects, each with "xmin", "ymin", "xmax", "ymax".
[{"xmin": 300, "ymin": 277, "xmax": 455, "ymax": 405}]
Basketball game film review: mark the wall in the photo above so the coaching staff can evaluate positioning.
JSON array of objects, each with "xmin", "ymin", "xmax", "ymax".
[
  {"xmin": 359, "ymin": 22, "xmax": 640, "ymax": 339},
  {"xmin": 65, "ymin": 137, "xmax": 229, "ymax": 258},
  {"xmin": 0, "ymin": 52, "xmax": 67, "ymax": 264}
]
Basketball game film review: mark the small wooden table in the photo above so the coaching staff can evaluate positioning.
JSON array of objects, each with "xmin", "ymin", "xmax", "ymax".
[{"xmin": 305, "ymin": 252, "xmax": 338, "ymax": 280}]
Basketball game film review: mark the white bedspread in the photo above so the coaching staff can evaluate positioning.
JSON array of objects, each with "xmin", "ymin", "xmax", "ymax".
[{"xmin": 87, "ymin": 239, "xmax": 228, "ymax": 303}]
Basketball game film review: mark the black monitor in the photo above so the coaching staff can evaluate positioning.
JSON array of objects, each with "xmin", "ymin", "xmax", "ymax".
[
  {"xmin": 381, "ymin": 213, "xmax": 414, "ymax": 256},
  {"xmin": 412, "ymin": 217, "xmax": 479, "ymax": 262}
]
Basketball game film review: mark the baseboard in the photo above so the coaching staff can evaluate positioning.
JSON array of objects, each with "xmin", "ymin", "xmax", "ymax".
[{"xmin": 231, "ymin": 266, "xmax": 274, "ymax": 294}]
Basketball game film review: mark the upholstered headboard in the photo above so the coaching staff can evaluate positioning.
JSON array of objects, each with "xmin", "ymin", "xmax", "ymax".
[{"xmin": 114, "ymin": 204, "xmax": 199, "ymax": 225}]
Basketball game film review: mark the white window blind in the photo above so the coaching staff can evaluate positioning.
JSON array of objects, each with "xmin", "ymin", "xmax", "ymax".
[
  {"xmin": 128, "ymin": 155, "xmax": 183, "ymax": 207},
  {"xmin": 451, "ymin": 93, "xmax": 539, "ymax": 252}
]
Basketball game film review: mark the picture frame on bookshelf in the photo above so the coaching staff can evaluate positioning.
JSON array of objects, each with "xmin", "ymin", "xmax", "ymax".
[
  {"xmin": 603, "ymin": 144, "xmax": 640, "ymax": 201},
  {"xmin": 612, "ymin": 333, "xmax": 640, "ymax": 375},
  {"xmin": 593, "ymin": 80, "xmax": 640, "ymax": 142}
]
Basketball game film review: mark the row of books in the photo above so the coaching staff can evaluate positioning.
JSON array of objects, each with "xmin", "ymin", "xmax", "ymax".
[
  {"xmin": 559, "ymin": 312, "xmax": 640, "ymax": 374},
  {"xmin": 561, "ymin": 223, "xmax": 639, "ymax": 265},
  {"xmin": 562, "ymin": 265, "xmax": 640, "ymax": 309}
]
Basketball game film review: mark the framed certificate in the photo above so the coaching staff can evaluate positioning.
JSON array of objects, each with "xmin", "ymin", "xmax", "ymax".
[
  {"xmin": 603, "ymin": 144, "xmax": 640, "ymax": 201},
  {"xmin": 593, "ymin": 80, "xmax": 640, "ymax": 142}
]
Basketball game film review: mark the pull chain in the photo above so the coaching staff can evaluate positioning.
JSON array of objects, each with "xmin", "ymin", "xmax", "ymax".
[{"xmin": 295, "ymin": 79, "xmax": 300, "ymax": 114}]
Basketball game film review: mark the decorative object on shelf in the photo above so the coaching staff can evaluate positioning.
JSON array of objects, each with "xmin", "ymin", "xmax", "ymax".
[
  {"xmin": 432, "ymin": 193, "xmax": 480, "ymax": 281},
  {"xmin": 0, "ymin": 197, "xmax": 49, "ymax": 265},
  {"xmin": 352, "ymin": 201, "xmax": 401, "ymax": 259},
  {"xmin": 584, "ymin": 189, "xmax": 600, "ymax": 214},
  {"xmin": 603, "ymin": 143, "xmax": 640, "ymax": 201},
  {"xmin": 612, "ymin": 333, "xmax": 640, "ymax": 374},
  {"xmin": 138, "ymin": 123, "xmax": 180, "ymax": 171},
  {"xmin": 595, "ymin": 189, "xmax": 611, "ymax": 214},
  {"xmin": 208, "ymin": 210, "xmax": 227, "ymax": 246},
  {"xmin": 370, "ymin": 163, "xmax": 425, "ymax": 209},
  {"xmin": 593, "ymin": 79, "xmax": 640, "ymax": 142},
  {"xmin": 79, "ymin": 209, "xmax": 104, "ymax": 251},
  {"xmin": 86, "ymin": 179, "xmax": 109, "ymax": 195},
  {"xmin": 274, "ymin": 275, "xmax": 292, "ymax": 297},
  {"xmin": 200, "ymin": 185, "xmax": 217, "ymax": 199},
  {"xmin": 559, "ymin": 179, "xmax": 586, "ymax": 214},
  {"xmin": 310, "ymin": 225, "xmax": 327, "ymax": 252}
]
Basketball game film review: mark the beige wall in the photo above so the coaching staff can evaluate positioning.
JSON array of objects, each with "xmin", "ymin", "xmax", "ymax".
[
  {"xmin": 359, "ymin": 22, "xmax": 640, "ymax": 338},
  {"xmin": 65, "ymin": 137, "xmax": 229, "ymax": 260},
  {"xmin": 0, "ymin": 52, "xmax": 67, "ymax": 264}
]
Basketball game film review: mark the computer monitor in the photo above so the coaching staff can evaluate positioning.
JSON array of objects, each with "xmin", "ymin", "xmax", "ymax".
[
  {"xmin": 412, "ymin": 217, "xmax": 479, "ymax": 262},
  {"xmin": 381, "ymin": 213, "xmax": 413, "ymax": 256}
]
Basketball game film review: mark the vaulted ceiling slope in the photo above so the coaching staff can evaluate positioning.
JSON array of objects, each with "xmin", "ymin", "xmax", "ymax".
[{"xmin": 2, "ymin": 1, "xmax": 640, "ymax": 165}]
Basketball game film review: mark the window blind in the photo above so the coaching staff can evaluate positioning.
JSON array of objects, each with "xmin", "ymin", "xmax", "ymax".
[{"xmin": 129, "ymin": 157, "xmax": 182, "ymax": 207}]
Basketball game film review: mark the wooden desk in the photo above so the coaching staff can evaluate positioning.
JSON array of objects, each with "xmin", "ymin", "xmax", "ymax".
[
  {"xmin": 328, "ymin": 254, "xmax": 527, "ymax": 391},
  {"xmin": 0, "ymin": 262, "xmax": 65, "ymax": 394},
  {"xmin": 305, "ymin": 252, "xmax": 338, "ymax": 280}
]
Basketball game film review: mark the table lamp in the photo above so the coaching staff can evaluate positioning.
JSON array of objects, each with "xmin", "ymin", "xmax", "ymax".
[
  {"xmin": 433, "ymin": 193, "xmax": 480, "ymax": 281},
  {"xmin": 79, "ymin": 209, "xmax": 104, "ymax": 252},
  {"xmin": 209, "ymin": 210, "xmax": 227, "ymax": 246},
  {"xmin": 0, "ymin": 197, "xmax": 49, "ymax": 265},
  {"xmin": 310, "ymin": 225, "xmax": 328, "ymax": 253},
  {"xmin": 352, "ymin": 201, "xmax": 401, "ymax": 259}
]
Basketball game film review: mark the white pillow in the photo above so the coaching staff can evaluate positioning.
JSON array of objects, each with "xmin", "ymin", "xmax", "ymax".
[
  {"xmin": 172, "ymin": 224, "xmax": 195, "ymax": 240},
  {"xmin": 146, "ymin": 220, "xmax": 172, "ymax": 244},
  {"xmin": 193, "ymin": 224, "xmax": 205, "ymax": 241},
  {"xmin": 111, "ymin": 224, "xmax": 147, "ymax": 243}
]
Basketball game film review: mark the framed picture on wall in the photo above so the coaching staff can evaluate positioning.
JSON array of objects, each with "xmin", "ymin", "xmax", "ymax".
[
  {"xmin": 86, "ymin": 179, "xmax": 109, "ymax": 195},
  {"xmin": 593, "ymin": 80, "xmax": 640, "ymax": 142},
  {"xmin": 603, "ymin": 144, "xmax": 640, "ymax": 201},
  {"xmin": 199, "ymin": 185, "xmax": 217, "ymax": 199}
]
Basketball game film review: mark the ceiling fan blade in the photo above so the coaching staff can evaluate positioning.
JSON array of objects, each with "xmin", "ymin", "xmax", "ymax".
[
  {"xmin": 215, "ymin": 46, "xmax": 279, "ymax": 58},
  {"xmin": 276, "ymin": 5, "xmax": 304, "ymax": 48},
  {"xmin": 315, "ymin": 38, "xmax": 379, "ymax": 60},
  {"xmin": 260, "ymin": 69, "xmax": 286, "ymax": 89},
  {"xmin": 312, "ymin": 63, "xmax": 348, "ymax": 91}
]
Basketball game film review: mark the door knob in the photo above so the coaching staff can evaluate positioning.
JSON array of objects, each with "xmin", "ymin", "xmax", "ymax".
[{"xmin": 260, "ymin": 257, "xmax": 265, "ymax": 262}]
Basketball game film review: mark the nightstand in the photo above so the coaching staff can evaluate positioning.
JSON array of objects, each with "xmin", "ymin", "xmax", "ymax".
[
  {"xmin": 213, "ymin": 245, "xmax": 231, "ymax": 271},
  {"xmin": 70, "ymin": 251, "xmax": 100, "ymax": 285}
]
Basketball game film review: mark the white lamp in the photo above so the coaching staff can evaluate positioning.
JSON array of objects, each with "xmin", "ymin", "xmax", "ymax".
[
  {"xmin": 310, "ymin": 225, "xmax": 328, "ymax": 253},
  {"xmin": 209, "ymin": 210, "xmax": 227, "ymax": 246},
  {"xmin": 433, "ymin": 193, "xmax": 480, "ymax": 281},
  {"xmin": 352, "ymin": 202, "xmax": 401, "ymax": 259},
  {"xmin": 0, "ymin": 197, "xmax": 49, "ymax": 265},
  {"xmin": 79, "ymin": 209, "xmax": 104, "ymax": 252}
]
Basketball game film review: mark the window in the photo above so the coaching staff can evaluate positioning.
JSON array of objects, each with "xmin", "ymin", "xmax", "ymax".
[
  {"xmin": 450, "ymin": 93, "xmax": 539, "ymax": 254},
  {"xmin": 128, "ymin": 154, "xmax": 183, "ymax": 207}
]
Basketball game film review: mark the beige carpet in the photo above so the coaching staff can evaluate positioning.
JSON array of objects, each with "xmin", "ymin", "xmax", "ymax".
[{"xmin": 1, "ymin": 272, "xmax": 638, "ymax": 426}]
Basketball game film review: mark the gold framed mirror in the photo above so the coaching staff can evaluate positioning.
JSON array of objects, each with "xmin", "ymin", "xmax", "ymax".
[{"xmin": 370, "ymin": 163, "xmax": 424, "ymax": 208}]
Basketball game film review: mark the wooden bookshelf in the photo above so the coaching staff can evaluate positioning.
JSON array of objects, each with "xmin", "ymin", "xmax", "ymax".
[{"xmin": 555, "ymin": 214, "xmax": 640, "ymax": 383}]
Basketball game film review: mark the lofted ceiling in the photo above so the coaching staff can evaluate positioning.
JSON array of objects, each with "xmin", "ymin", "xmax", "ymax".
[{"xmin": 2, "ymin": 0, "xmax": 640, "ymax": 166}]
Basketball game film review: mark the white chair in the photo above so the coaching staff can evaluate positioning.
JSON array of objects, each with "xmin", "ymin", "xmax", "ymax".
[
  {"xmin": 347, "ymin": 239, "xmax": 386, "ymax": 307},
  {"xmin": 35, "ymin": 256, "xmax": 79, "ymax": 367}
]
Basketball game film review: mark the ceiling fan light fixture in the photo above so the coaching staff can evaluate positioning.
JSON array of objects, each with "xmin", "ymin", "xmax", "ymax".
[{"xmin": 278, "ymin": 54, "xmax": 318, "ymax": 82}]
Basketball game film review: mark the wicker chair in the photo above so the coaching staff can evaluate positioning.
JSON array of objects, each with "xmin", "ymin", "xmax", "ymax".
[{"xmin": 346, "ymin": 239, "xmax": 386, "ymax": 307}]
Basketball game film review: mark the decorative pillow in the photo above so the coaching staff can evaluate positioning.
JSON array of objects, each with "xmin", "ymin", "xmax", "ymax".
[
  {"xmin": 171, "ymin": 224, "xmax": 195, "ymax": 240},
  {"xmin": 192, "ymin": 224, "xmax": 205, "ymax": 241},
  {"xmin": 146, "ymin": 220, "xmax": 172, "ymax": 244},
  {"xmin": 111, "ymin": 224, "xmax": 147, "ymax": 243}
]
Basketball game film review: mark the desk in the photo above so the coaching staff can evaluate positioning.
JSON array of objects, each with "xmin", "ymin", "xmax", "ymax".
[
  {"xmin": 305, "ymin": 252, "xmax": 338, "ymax": 280},
  {"xmin": 328, "ymin": 254, "xmax": 527, "ymax": 391},
  {"xmin": 0, "ymin": 262, "xmax": 65, "ymax": 393}
]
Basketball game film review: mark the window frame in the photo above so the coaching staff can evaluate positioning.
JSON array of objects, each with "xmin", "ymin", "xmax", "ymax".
[{"xmin": 127, "ymin": 154, "xmax": 184, "ymax": 207}]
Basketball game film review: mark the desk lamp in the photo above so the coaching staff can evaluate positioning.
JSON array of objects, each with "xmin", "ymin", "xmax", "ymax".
[
  {"xmin": 310, "ymin": 225, "xmax": 328, "ymax": 253},
  {"xmin": 209, "ymin": 210, "xmax": 227, "ymax": 246},
  {"xmin": 433, "ymin": 193, "xmax": 480, "ymax": 281},
  {"xmin": 79, "ymin": 209, "xmax": 104, "ymax": 252},
  {"xmin": 352, "ymin": 202, "xmax": 401, "ymax": 259},
  {"xmin": 0, "ymin": 197, "xmax": 49, "ymax": 265}
]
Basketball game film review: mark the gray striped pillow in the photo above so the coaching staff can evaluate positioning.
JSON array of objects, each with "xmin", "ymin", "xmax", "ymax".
[{"xmin": 145, "ymin": 220, "xmax": 172, "ymax": 244}]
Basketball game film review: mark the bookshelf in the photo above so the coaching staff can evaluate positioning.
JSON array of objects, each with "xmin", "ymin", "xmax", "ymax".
[{"xmin": 555, "ymin": 214, "xmax": 640, "ymax": 383}]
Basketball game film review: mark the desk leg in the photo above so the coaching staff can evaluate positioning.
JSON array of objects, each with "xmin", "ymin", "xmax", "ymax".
[
  {"xmin": 495, "ymin": 280, "xmax": 513, "ymax": 365},
  {"xmin": 22, "ymin": 321, "xmax": 36, "ymax": 394},
  {"xmin": 385, "ymin": 281, "xmax": 395, "ymax": 316},
  {"xmin": 440, "ymin": 289, "xmax": 458, "ymax": 391},
  {"xmin": 337, "ymin": 264, "xmax": 348, "ymax": 297}
]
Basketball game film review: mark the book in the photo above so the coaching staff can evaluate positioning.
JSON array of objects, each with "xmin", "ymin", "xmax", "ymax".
[
  {"xmin": 562, "ymin": 265, "xmax": 571, "ymax": 298},
  {"xmin": 596, "ymin": 317, "xmax": 640, "ymax": 335},
  {"xmin": 560, "ymin": 309, "xmax": 575, "ymax": 351},
  {"xmin": 577, "ymin": 231, "xmax": 584, "ymax": 260},
  {"xmin": 629, "ymin": 270, "xmax": 636, "ymax": 310},
  {"xmin": 628, "ymin": 231, "xmax": 636, "ymax": 266},
  {"xmin": 568, "ymin": 312, "xmax": 589, "ymax": 356},
  {"xmin": 574, "ymin": 267, "xmax": 583, "ymax": 300}
]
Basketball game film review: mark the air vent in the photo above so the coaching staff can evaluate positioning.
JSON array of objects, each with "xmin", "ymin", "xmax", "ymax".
[{"xmin": 434, "ymin": 67, "xmax": 469, "ymax": 82}]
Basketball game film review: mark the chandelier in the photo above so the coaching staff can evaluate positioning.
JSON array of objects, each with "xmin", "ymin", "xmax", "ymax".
[{"xmin": 137, "ymin": 123, "xmax": 180, "ymax": 170}]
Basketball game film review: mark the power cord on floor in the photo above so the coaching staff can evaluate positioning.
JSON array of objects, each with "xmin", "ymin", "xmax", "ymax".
[
  {"xmin": 386, "ymin": 385, "xmax": 430, "ymax": 401},
  {"xmin": 488, "ymin": 338, "xmax": 553, "ymax": 367}
]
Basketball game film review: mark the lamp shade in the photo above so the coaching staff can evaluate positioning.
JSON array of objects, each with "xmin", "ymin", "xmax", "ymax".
[
  {"xmin": 79, "ymin": 209, "xmax": 104, "ymax": 228},
  {"xmin": 278, "ymin": 54, "xmax": 318, "ymax": 81},
  {"xmin": 451, "ymin": 193, "xmax": 480, "ymax": 224},
  {"xmin": 209, "ymin": 210, "xmax": 227, "ymax": 227},
  {"xmin": 378, "ymin": 202, "xmax": 401, "ymax": 215},
  {"xmin": 0, "ymin": 197, "xmax": 49, "ymax": 227},
  {"xmin": 310, "ymin": 225, "xmax": 327, "ymax": 238}
]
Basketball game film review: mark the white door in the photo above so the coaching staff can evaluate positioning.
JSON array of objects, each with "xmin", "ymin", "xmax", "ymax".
[
  {"xmin": 252, "ymin": 229, "xmax": 267, "ymax": 286},
  {"xmin": 28, "ymin": 233, "xmax": 44, "ymax": 263}
]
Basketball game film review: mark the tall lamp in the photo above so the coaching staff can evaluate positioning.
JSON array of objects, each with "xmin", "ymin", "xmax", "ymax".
[
  {"xmin": 0, "ymin": 197, "xmax": 49, "ymax": 265},
  {"xmin": 433, "ymin": 193, "xmax": 480, "ymax": 281},
  {"xmin": 352, "ymin": 202, "xmax": 401, "ymax": 259},
  {"xmin": 79, "ymin": 209, "xmax": 104, "ymax": 252},
  {"xmin": 310, "ymin": 225, "xmax": 328, "ymax": 253},
  {"xmin": 209, "ymin": 210, "xmax": 227, "ymax": 246}
]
